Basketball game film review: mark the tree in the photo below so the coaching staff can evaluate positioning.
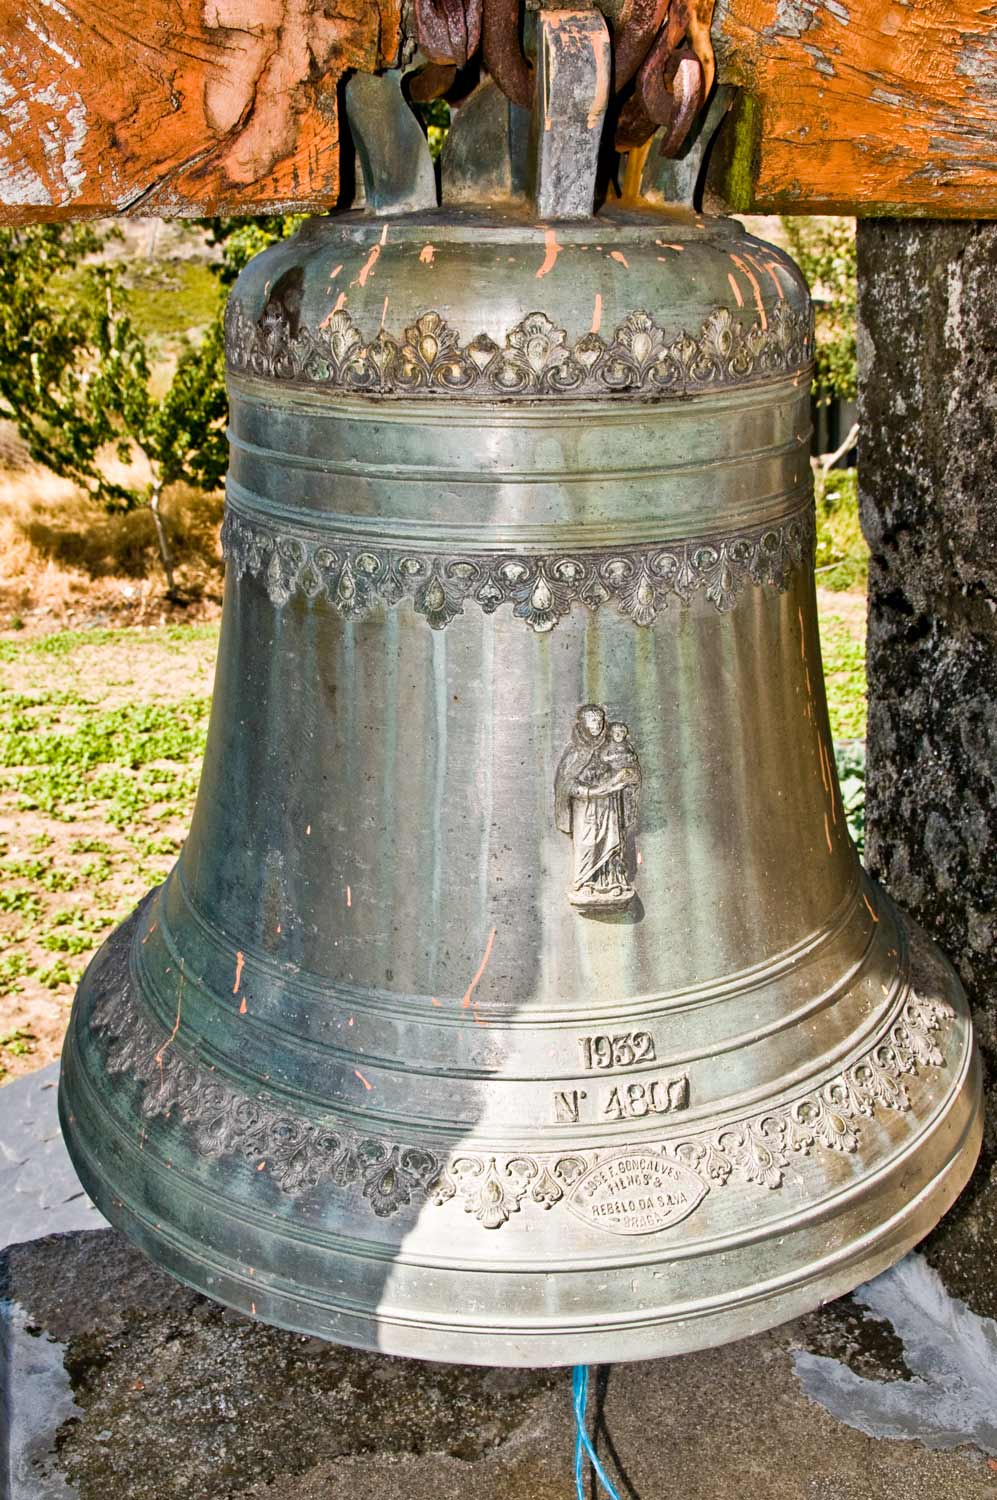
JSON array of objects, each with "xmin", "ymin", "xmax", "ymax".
[
  {"xmin": 781, "ymin": 216, "xmax": 857, "ymax": 407},
  {"xmin": 0, "ymin": 224, "xmax": 228, "ymax": 597},
  {"xmin": 199, "ymin": 215, "xmax": 309, "ymax": 284}
]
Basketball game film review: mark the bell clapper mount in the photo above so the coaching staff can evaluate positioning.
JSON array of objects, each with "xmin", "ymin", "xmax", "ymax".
[{"xmin": 346, "ymin": 0, "xmax": 723, "ymax": 222}]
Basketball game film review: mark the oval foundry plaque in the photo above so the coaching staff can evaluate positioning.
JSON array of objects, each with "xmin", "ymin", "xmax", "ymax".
[{"xmin": 567, "ymin": 1151, "xmax": 709, "ymax": 1236}]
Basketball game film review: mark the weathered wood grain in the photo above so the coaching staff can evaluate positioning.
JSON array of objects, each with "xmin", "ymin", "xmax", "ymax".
[
  {"xmin": 0, "ymin": 1, "xmax": 400, "ymax": 221},
  {"xmin": 0, "ymin": 1, "xmax": 994, "ymax": 220},
  {"xmin": 712, "ymin": 0, "xmax": 997, "ymax": 215}
]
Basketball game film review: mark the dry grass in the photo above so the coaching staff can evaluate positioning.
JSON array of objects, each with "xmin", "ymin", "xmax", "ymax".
[{"xmin": 0, "ymin": 441, "xmax": 224, "ymax": 632}]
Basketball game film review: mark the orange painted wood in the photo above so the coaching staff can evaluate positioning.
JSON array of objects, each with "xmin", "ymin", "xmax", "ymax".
[
  {"xmin": 713, "ymin": 0, "xmax": 997, "ymax": 215},
  {"xmin": 0, "ymin": 1, "xmax": 401, "ymax": 222},
  {"xmin": 0, "ymin": 1, "xmax": 994, "ymax": 220}
]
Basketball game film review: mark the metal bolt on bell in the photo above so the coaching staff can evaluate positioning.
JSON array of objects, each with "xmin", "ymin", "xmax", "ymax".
[{"xmin": 60, "ymin": 4, "xmax": 981, "ymax": 1367}]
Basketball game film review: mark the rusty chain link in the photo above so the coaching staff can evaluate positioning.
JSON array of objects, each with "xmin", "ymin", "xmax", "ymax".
[
  {"xmin": 413, "ymin": 0, "xmax": 483, "ymax": 67},
  {"xmin": 481, "ymin": 0, "xmax": 533, "ymax": 111},
  {"xmin": 612, "ymin": 0, "xmax": 669, "ymax": 92},
  {"xmin": 411, "ymin": 0, "xmax": 714, "ymax": 157},
  {"xmin": 615, "ymin": 0, "xmax": 703, "ymax": 153}
]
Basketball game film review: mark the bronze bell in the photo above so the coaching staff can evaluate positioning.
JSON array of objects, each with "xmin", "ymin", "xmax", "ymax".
[{"xmin": 60, "ymin": 7, "xmax": 981, "ymax": 1367}]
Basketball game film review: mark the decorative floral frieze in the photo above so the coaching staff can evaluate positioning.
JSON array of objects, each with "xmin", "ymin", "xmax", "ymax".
[
  {"xmin": 432, "ymin": 1154, "xmax": 590, "ymax": 1228},
  {"xmin": 221, "ymin": 504, "xmax": 816, "ymax": 630},
  {"xmin": 225, "ymin": 301, "xmax": 813, "ymax": 400},
  {"xmin": 87, "ymin": 961, "xmax": 955, "ymax": 1228},
  {"xmin": 88, "ymin": 975, "xmax": 443, "ymax": 1217}
]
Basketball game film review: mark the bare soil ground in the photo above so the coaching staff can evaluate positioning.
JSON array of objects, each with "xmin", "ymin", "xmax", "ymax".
[
  {"xmin": 817, "ymin": 585, "xmax": 866, "ymax": 635},
  {"xmin": 0, "ymin": 624, "xmax": 219, "ymax": 1082}
]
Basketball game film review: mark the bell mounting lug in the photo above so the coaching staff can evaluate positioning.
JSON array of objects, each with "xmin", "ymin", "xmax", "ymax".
[
  {"xmin": 529, "ymin": 5, "xmax": 612, "ymax": 219},
  {"xmin": 344, "ymin": 69, "xmax": 437, "ymax": 216}
]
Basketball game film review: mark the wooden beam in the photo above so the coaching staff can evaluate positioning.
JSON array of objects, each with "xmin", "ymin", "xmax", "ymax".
[
  {"xmin": 0, "ymin": 1, "xmax": 401, "ymax": 223},
  {"xmin": 0, "ymin": 1, "xmax": 994, "ymax": 221},
  {"xmin": 711, "ymin": 1, "xmax": 997, "ymax": 216}
]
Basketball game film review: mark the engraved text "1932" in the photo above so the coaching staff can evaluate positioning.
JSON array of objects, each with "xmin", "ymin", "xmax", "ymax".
[{"xmin": 579, "ymin": 1032, "xmax": 656, "ymax": 1070}]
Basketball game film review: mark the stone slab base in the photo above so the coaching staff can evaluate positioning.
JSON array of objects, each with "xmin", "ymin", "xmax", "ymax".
[
  {"xmin": 0, "ymin": 1065, "xmax": 106, "ymax": 1253},
  {"xmin": 3, "ymin": 1232, "xmax": 996, "ymax": 1500}
]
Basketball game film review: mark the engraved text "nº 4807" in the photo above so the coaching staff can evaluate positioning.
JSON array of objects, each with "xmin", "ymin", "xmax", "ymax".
[{"xmin": 553, "ymin": 1074, "xmax": 689, "ymax": 1125}]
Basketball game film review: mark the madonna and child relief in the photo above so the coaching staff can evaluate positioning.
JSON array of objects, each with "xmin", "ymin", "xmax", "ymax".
[{"xmin": 555, "ymin": 704, "xmax": 641, "ymax": 911}]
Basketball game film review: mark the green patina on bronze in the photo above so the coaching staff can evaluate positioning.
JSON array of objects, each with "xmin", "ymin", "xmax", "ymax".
[{"xmin": 59, "ymin": 22, "xmax": 981, "ymax": 1369}]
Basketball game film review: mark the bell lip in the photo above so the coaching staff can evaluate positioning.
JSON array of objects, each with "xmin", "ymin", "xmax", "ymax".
[
  {"xmin": 59, "ymin": 893, "xmax": 976, "ymax": 1232},
  {"xmin": 58, "ymin": 1048, "xmax": 982, "ymax": 1368},
  {"xmin": 58, "ymin": 1012, "xmax": 982, "ymax": 1368},
  {"xmin": 58, "ymin": 973, "xmax": 978, "ymax": 1264}
]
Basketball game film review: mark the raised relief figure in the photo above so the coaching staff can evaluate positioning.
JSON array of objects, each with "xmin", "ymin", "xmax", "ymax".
[{"xmin": 555, "ymin": 705, "xmax": 641, "ymax": 911}]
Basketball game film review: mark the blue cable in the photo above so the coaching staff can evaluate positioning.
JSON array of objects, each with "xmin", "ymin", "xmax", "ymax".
[{"xmin": 572, "ymin": 1365, "xmax": 622, "ymax": 1500}]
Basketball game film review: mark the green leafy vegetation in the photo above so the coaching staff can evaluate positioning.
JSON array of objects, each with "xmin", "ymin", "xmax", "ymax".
[
  {"xmin": 121, "ymin": 260, "xmax": 224, "ymax": 341},
  {"xmin": 0, "ymin": 624, "xmax": 217, "ymax": 1068},
  {"xmin": 199, "ymin": 216, "xmax": 310, "ymax": 284},
  {"xmin": 0, "ymin": 623, "xmax": 218, "ymax": 662},
  {"xmin": 0, "ymin": 888, "xmax": 44, "ymax": 919},
  {"xmin": 815, "ymin": 468, "xmax": 867, "ymax": 592},
  {"xmin": 820, "ymin": 611, "xmax": 867, "ymax": 743},
  {"xmin": 0, "ymin": 1025, "xmax": 36, "ymax": 1079},
  {"xmin": 0, "ymin": 956, "xmax": 33, "ymax": 998},
  {"xmin": 417, "ymin": 98, "xmax": 451, "ymax": 160},
  {"xmin": 781, "ymin": 216, "xmax": 857, "ymax": 406},
  {"xmin": 36, "ymin": 958, "xmax": 75, "ymax": 990}
]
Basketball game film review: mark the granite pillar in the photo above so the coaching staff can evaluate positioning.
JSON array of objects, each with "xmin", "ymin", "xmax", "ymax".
[{"xmin": 857, "ymin": 219, "xmax": 997, "ymax": 1309}]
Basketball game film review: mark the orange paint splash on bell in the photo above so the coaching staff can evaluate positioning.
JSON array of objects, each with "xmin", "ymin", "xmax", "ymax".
[
  {"xmin": 321, "ymin": 292, "xmax": 347, "ymax": 324},
  {"xmin": 536, "ymin": 227, "xmax": 561, "ymax": 278},
  {"xmin": 354, "ymin": 224, "xmax": 388, "ymax": 288},
  {"xmin": 155, "ymin": 986, "xmax": 183, "ymax": 1068},
  {"xmin": 463, "ymin": 927, "xmax": 497, "ymax": 1008},
  {"xmin": 730, "ymin": 253, "xmax": 768, "ymax": 329},
  {"xmin": 756, "ymin": 256, "xmax": 787, "ymax": 299}
]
